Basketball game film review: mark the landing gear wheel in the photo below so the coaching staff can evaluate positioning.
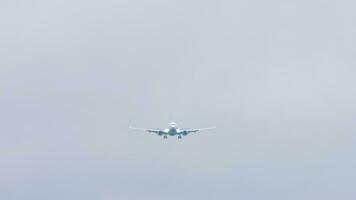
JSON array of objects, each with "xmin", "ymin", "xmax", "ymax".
[
  {"xmin": 178, "ymin": 135, "xmax": 182, "ymax": 139},
  {"xmin": 163, "ymin": 136, "xmax": 168, "ymax": 139}
]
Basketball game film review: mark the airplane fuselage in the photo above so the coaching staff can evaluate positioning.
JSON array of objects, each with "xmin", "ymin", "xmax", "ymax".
[
  {"xmin": 161, "ymin": 122, "xmax": 184, "ymax": 138},
  {"xmin": 167, "ymin": 127, "xmax": 179, "ymax": 136}
]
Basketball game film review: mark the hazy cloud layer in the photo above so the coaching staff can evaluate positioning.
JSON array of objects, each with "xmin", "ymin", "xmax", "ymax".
[{"xmin": 1, "ymin": 0, "xmax": 356, "ymax": 199}]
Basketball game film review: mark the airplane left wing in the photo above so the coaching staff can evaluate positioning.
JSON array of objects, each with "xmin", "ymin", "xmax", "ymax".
[{"xmin": 180, "ymin": 126, "xmax": 216, "ymax": 135}]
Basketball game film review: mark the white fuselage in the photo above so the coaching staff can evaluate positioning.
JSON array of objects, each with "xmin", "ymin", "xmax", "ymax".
[{"xmin": 165, "ymin": 122, "xmax": 180, "ymax": 136}]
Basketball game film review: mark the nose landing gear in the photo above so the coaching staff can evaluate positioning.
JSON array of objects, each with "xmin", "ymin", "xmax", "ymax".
[
  {"xmin": 163, "ymin": 136, "xmax": 168, "ymax": 139},
  {"xmin": 178, "ymin": 135, "xmax": 182, "ymax": 139}
]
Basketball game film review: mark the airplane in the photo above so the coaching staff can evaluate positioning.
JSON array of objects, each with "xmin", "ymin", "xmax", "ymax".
[{"xmin": 129, "ymin": 122, "xmax": 216, "ymax": 139}]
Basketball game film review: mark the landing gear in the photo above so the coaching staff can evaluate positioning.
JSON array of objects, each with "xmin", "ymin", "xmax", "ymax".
[
  {"xmin": 178, "ymin": 135, "xmax": 182, "ymax": 139},
  {"xmin": 163, "ymin": 136, "xmax": 168, "ymax": 139}
]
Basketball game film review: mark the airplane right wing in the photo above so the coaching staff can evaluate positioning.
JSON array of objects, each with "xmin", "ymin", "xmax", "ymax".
[{"xmin": 129, "ymin": 126, "xmax": 163, "ymax": 135}]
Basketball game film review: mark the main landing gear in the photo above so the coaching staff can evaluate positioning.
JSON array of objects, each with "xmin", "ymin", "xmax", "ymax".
[{"xmin": 163, "ymin": 135, "xmax": 182, "ymax": 139}]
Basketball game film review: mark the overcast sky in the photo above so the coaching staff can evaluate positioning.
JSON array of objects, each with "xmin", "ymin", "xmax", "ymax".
[{"xmin": 1, "ymin": 0, "xmax": 356, "ymax": 199}]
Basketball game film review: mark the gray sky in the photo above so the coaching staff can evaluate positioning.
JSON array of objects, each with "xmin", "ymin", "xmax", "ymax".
[{"xmin": 1, "ymin": 0, "xmax": 356, "ymax": 199}]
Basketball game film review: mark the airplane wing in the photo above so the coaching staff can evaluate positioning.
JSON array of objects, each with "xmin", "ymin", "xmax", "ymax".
[
  {"xmin": 129, "ymin": 126, "xmax": 162, "ymax": 134},
  {"xmin": 180, "ymin": 126, "xmax": 216, "ymax": 135}
]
